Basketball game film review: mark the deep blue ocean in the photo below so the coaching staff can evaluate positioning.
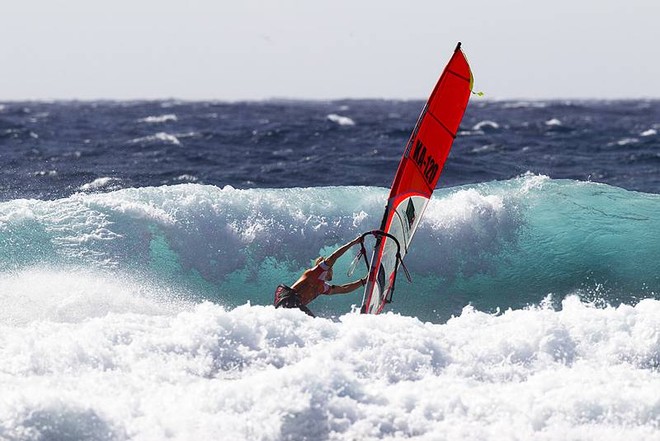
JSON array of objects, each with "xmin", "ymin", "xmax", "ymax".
[
  {"xmin": 1, "ymin": 99, "xmax": 659, "ymax": 440},
  {"xmin": 2, "ymin": 100, "xmax": 659, "ymax": 200}
]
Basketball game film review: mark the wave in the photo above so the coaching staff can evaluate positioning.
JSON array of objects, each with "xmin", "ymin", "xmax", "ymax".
[
  {"xmin": 137, "ymin": 114, "xmax": 178, "ymax": 124},
  {"xmin": 0, "ymin": 175, "xmax": 658, "ymax": 322},
  {"xmin": 327, "ymin": 114, "xmax": 356, "ymax": 126},
  {"xmin": 128, "ymin": 132, "xmax": 182, "ymax": 146},
  {"xmin": 79, "ymin": 177, "xmax": 124, "ymax": 192}
]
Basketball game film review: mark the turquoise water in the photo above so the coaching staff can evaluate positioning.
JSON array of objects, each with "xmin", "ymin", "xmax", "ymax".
[{"xmin": 2, "ymin": 175, "xmax": 658, "ymax": 322}]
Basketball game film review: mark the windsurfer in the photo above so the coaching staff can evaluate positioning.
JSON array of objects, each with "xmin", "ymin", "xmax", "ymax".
[{"xmin": 273, "ymin": 236, "xmax": 366, "ymax": 317}]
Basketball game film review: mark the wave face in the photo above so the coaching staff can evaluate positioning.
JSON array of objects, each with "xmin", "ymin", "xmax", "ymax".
[
  {"xmin": 1, "ymin": 177, "xmax": 659, "ymax": 439},
  {"xmin": 1, "ymin": 175, "xmax": 658, "ymax": 320}
]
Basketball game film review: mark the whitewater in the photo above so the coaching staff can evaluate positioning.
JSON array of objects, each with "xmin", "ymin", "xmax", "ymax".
[{"xmin": 1, "ymin": 174, "xmax": 659, "ymax": 440}]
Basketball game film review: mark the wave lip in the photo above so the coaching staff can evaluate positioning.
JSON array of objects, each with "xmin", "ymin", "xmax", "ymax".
[
  {"xmin": 137, "ymin": 114, "xmax": 178, "ymax": 124},
  {"xmin": 327, "ymin": 114, "xmax": 356, "ymax": 126},
  {"xmin": 128, "ymin": 132, "xmax": 182, "ymax": 146},
  {"xmin": 79, "ymin": 177, "xmax": 123, "ymax": 192}
]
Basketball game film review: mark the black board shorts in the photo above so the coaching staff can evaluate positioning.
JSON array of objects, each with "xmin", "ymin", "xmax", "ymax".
[{"xmin": 273, "ymin": 284, "xmax": 315, "ymax": 317}]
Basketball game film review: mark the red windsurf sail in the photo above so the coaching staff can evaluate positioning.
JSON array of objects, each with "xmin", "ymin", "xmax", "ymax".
[{"xmin": 360, "ymin": 42, "xmax": 474, "ymax": 314}]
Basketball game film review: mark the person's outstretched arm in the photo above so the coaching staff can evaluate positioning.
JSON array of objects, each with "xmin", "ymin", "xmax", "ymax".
[
  {"xmin": 324, "ymin": 236, "xmax": 362, "ymax": 267},
  {"xmin": 328, "ymin": 277, "xmax": 367, "ymax": 295}
]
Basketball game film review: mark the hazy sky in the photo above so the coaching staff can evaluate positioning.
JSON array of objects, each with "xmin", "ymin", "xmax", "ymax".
[{"xmin": 2, "ymin": 0, "xmax": 659, "ymax": 101}]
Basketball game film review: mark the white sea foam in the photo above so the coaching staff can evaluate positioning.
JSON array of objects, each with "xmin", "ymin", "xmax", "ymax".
[
  {"xmin": 416, "ymin": 186, "xmax": 517, "ymax": 278},
  {"xmin": 0, "ymin": 268, "xmax": 188, "ymax": 326},
  {"xmin": 471, "ymin": 144, "xmax": 495, "ymax": 153},
  {"xmin": 616, "ymin": 138, "xmax": 639, "ymax": 146},
  {"xmin": 79, "ymin": 177, "xmax": 123, "ymax": 192},
  {"xmin": 472, "ymin": 120, "xmax": 499, "ymax": 131},
  {"xmin": 0, "ymin": 292, "xmax": 657, "ymax": 440},
  {"xmin": 138, "ymin": 114, "xmax": 178, "ymax": 124},
  {"xmin": 640, "ymin": 129, "xmax": 656, "ymax": 137},
  {"xmin": 500, "ymin": 101, "xmax": 548, "ymax": 109},
  {"xmin": 174, "ymin": 174, "xmax": 198, "ymax": 182},
  {"xmin": 33, "ymin": 170, "xmax": 56, "ymax": 177},
  {"xmin": 327, "ymin": 114, "xmax": 356, "ymax": 126},
  {"xmin": 129, "ymin": 132, "xmax": 182, "ymax": 146}
]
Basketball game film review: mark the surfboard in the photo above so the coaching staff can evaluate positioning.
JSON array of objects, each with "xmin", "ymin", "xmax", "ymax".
[{"xmin": 359, "ymin": 42, "xmax": 475, "ymax": 315}]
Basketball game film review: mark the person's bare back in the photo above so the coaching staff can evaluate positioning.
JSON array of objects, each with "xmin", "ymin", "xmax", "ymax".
[{"xmin": 274, "ymin": 236, "xmax": 366, "ymax": 316}]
